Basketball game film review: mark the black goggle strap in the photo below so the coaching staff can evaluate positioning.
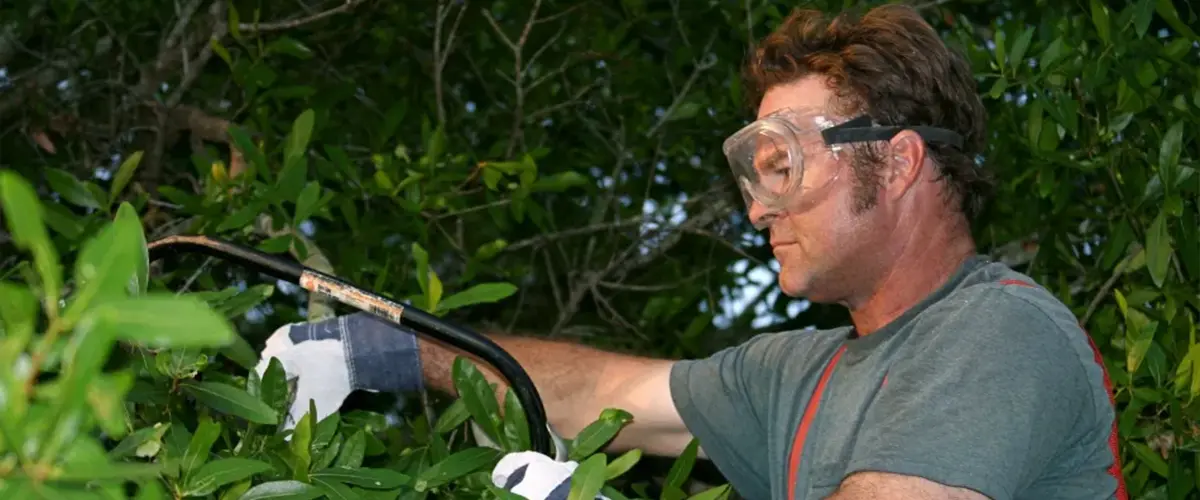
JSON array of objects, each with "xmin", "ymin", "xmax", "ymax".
[{"xmin": 821, "ymin": 115, "xmax": 964, "ymax": 149}]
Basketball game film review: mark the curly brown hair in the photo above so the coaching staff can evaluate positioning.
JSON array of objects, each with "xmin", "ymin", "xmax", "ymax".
[{"xmin": 742, "ymin": 4, "xmax": 993, "ymax": 219}]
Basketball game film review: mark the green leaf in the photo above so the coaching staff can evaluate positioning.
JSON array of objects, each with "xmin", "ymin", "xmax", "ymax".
[
  {"xmin": 53, "ymin": 460, "xmax": 164, "ymax": 481},
  {"xmin": 1133, "ymin": 0, "xmax": 1156, "ymax": 37},
  {"xmin": 260, "ymin": 357, "xmax": 291, "ymax": 416},
  {"xmin": 311, "ymin": 476, "xmax": 356, "ymax": 500},
  {"xmin": 1159, "ymin": 121, "xmax": 1184, "ymax": 188},
  {"xmin": 275, "ymin": 161, "xmax": 308, "ymax": 205},
  {"xmin": 218, "ymin": 198, "xmax": 270, "ymax": 232},
  {"xmin": 568, "ymin": 454, "xmax": 607, "ymax": 500},
  {"xmin": 568, "ymin": 409, "xmax": 634, "ymax": 461},
  {"xmin": 1131, "ymin": 442, "xmax": 1170, "ymax": 478},
  {"xmin": 1146, "ymin": 211, "xmax": 1172, "ymax": 288},
  {"xmin": 181, "ymin": 380, "xmax": 280, "ymax": 424},
  {"xmin": 666, "ymin": 101, "xmax": 701, "ymax": 122},
  {"xmin": 1155, "ymin": 0, "xmax": 1200, "ymax": 41},
  {"xmin": 115, "ymin": 203, "xmax": 150, "ymax": 295},
  {"xmin": 294, "ymin": 181, "xmax": 321, "ymax": 224},
  {"xmin": 501, "ymin": 387, "xmax": 531, "ymax": 452},
  {"xmin": 63, "ymin": 207, "xmax": 143, "ymax": 322},
  {"xmin": 532, "ymin": 171, "xmax": 590, "ymax": 192},
  {"xmin": 412, "ymin": 243, "xmax": 430, "ymax": 293},
  {"xmin": 0, "ymin": 171, "xmax": 62, "ymax": 315},
  {"xmin": 1008, "ymin": 26, "xmax": 1034, "ymax": 70},
  {"xmin": 182, "ymin": 458, "xmax": 273, "ymax": 496},
  {"xmin": 988, "ymin": 77, "xmax": 1008, "ymax": 99},
  {"xmin": 310, "ymin": 466, "xmax": 411, "ymax": 489},
  {"xmin": 86, "ymin": 371, "xmax": 135, "ymax": 439},
  {"xmin": 687, "ymin": 484, "xmax": 732, "ymax": 500},
  {"xmin": 208, "ymin": 283, "xmax": 275, "ymax": 318},
  {"xmin": 110, "ymin": 151, "xmax": 144, "ymax": 202},
  {"xmin": 82, "ymin": 293, "xmax": 236, "ymax": 347},
  {"xmin": 290, "ymin": 404, "xmax": 314, "ymax": 479},
  {"xmin": 108, "ymin": 423, "xmax": 170, "ymax": 459},
  {"xmin": 413, "ymin": 447, "xmax": 500, "ymax": 491},
  {"xmin": 433, "ymin": 398, "xmax": 471, "ymax": 433},
  {"xmin": 286, "ymin": 109, "xmax": 316, "ymax": 166},
  {"xmin": 333, "ymin": 430, "xmax": 365, "ymax": 469},
  {"xmin": 182, "ymin": 415, "xmax": 222, "ymax": 477},
  {"xmin": 258, "ymin": 235, "xmax": 295, "ymax": 254},
  {"xmin": 1127, "ymin": 319, "xmax": 1159, "ymax": 375},
  {"xmin": 663, "ymin": 438, "xmax": 700, "ymax": 492},
  {"xmin": 45, "ymin": 167, "xmax": 101, "ymax": 209},
  {"xmin": 0, "ymin": 281, "xmax": 37, "ymax": 347},
  {"xmin": 238, "ymin": 480, "xmax": 323, "ymax": 500},
  {"xmin": 435, "ymin": 283, "xmax": 518, "ymax": 313},
  {"xmin": 427, "ymin": 269, "xmax": 443, "ymax": 311},
  {"xmin": 606, "ymin": 449, "xmax": 642, "ymax": 480},
  {"xmin": 451, "ymin": 357, "xmax": 503, "ymax": 445},
  {"xmin": 1039, "ymin": 37, "xmax": 1067, "ymax": 69},
  {"xmin": 1090, "ymin": 0, "xmax": 1112, "ymax": 44},
  {"xmin": 266, "ymin": 36, "xmax": 314, "ymax": 59}
]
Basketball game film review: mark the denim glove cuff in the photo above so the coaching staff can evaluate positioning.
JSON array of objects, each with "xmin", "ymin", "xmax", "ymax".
[{"xmin": 288, "ymin": 312, "xmax": 424, "ymax": 394}]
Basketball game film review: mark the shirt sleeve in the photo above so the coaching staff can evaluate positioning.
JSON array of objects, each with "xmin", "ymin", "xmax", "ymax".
[
  {"xmin": 845, "ymin": 287, "xmax": 1096, "ymax": 500},
  {"xmin": 668, "ymin": 332, "xmax": 792, "ymax": 499}
]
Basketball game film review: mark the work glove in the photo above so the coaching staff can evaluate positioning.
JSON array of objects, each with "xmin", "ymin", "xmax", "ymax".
[
  {"xmin": 254, "ymin": 312, "xmax": 423, "ymax": 428},
  {"xmin": 255, "ymin": 314, "xmax": 597, "ymax": 499},
  {"xmin": 493, "ymin": 452, "xmax": 611, "ymax": 500}
]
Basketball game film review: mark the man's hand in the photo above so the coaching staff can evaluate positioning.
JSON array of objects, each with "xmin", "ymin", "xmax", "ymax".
[
  {"xmin": 255, "ymin": 313, "xmax": 423, "ymax": 428},
  {"xmin": 825, "ymin": 472, "xmax": 990, "ymax": 500}
]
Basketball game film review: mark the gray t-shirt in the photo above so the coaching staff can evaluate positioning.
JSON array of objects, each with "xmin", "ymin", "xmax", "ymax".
[{"xmin": 669, "ymin": 256, "xmax": 1124, "ymax": 499}]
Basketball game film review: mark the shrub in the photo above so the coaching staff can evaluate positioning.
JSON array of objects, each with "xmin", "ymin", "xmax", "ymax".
[{"xmin": 0, "ymin": 169, "xmax": 730, "ymax": 499}]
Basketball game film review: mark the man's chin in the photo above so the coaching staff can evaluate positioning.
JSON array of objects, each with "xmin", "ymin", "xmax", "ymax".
[
  {"xmin": 777, "ymin": 272, "xmax": 811, "ymax": 299},
  {"xmin": 779, "ymin": 270, "xmax": 837, "ymax": 304}
]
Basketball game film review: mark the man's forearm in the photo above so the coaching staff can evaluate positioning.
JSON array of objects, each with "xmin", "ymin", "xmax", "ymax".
[{"xmin": 418, "ymin": 332, "xmax": 627, "ymax": 436}]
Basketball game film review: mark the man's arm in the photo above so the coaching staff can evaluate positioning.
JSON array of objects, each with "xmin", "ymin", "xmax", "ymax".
[
  {"xmin": 417, "ymin": 333, "xmax": 697, "ymax": 457},
  {"xmin": 824, "ymin": 472, "xmax": 988, "ymax": 500}
]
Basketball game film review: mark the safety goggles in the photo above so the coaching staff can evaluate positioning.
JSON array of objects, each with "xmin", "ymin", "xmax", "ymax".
[{"xmin": 721, "ymin": 107, "xmax": 964, "ymax": 229}]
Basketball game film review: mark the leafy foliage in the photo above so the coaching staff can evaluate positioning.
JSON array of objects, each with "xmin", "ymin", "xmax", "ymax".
[
  {"xmin": 1, "ymin": 0, "xmax": 1198, "ymax": 498},
  {"xmin": 0, "ymin": 170, "xmax": 722, "ymax": 498}
]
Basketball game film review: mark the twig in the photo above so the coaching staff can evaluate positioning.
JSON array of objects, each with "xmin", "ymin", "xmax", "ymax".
[
  {"xmin": 504, "ymin": 219, "xmax": 647, "ymax": 252},
  {"xmin": 1081, "ymin": 245, "xmax": 1140, "ymax": 326},
  {"xmin": 433, "ymin": 0, "xmax": 468, "ymax": 124},
  {"xmin": 482, "ymin": 0, "xmax": 544, "ymax": 157},
  {"xmin": 644, "ymin": 32, "xmax": 718, "ymax": 138},
  {"xmin": 176, "ymin": 257, "xmax": 214, "ymax": 295},
  {"xmin": 166, "ymin": 2, "xmax": 228, "ymax": 109},
  {"xmin": 238, "ymin": 0, "xmax": 362, "ymax": 33}
]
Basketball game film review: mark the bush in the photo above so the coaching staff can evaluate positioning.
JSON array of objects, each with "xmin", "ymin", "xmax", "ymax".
[{"xmin": 0, "ymin": 169, "xmax": 730, "ymax": 499}]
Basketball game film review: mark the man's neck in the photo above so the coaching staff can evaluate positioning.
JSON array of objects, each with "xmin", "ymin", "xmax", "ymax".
[{"xmin": 848, "ymin": 216, "xmax": 979, "ymax": 335}]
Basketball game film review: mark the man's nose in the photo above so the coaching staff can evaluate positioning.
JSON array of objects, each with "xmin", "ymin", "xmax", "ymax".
[{"xmin": 747, "ymin": 200, "xmax": 777, "ymax": 228}]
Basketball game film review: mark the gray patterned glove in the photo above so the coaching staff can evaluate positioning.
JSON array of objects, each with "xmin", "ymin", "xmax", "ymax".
[{"xmin": 255, "ymin": 312, "xmax": 423, "ymax": 427}]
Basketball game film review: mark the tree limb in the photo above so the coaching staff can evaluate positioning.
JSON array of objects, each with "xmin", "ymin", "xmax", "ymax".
[{"xmin": 238, "ymin": 0, "xmax": 364, "ymax": 33}]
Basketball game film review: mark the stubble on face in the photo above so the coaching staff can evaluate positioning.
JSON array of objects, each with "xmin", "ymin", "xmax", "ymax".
[{"xmin": 756, "ymin": 78, "xmax": 892, "ymax": 306}]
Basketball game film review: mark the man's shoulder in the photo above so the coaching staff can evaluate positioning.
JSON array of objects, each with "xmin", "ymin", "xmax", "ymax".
[
  {"xmin": 906, "ymin": 264, "xmax": 1098, "ymax": 371},
  {"xmin": 928, "ymin": 263, "xmax": 1083, "ymax": 340}
]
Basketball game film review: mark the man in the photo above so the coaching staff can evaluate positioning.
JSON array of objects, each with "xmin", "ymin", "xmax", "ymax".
[{"xmin": 258, "ymin": 5, "xmax": 1126, "ymax": 499}]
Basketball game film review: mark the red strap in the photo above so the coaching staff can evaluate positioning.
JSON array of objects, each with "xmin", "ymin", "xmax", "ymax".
[
  {"xmin": 786, "ymin": 345, "xmax": 846, "ymax": 500},
  {"xmin": 999, "ymin": 279, "xmax": 1128, "ymax": 500}
]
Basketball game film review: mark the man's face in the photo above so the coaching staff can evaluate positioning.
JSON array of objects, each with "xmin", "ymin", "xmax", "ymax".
[{"xmin": 749, "ymin": 77, "xmax": 890, "ymax": 303}]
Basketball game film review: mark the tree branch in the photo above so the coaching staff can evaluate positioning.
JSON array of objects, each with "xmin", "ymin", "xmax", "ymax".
[{"xmin": 238, "ymin": 0, "xmax": 363, "ymax": 33}]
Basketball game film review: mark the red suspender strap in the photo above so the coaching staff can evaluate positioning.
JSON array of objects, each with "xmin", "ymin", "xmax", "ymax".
[
  {"xmin": 786, "ymin": 345, "xmax": 847, "ymax": 500},
  {"xmin": 998, "ymin": 279, "xmax": 1129, "ymax": 500}
]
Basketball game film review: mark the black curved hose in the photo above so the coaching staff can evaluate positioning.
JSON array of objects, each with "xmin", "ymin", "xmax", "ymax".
[{"xmin": 147, "ymin": 234, "xmax": 552, "ymax": 456}]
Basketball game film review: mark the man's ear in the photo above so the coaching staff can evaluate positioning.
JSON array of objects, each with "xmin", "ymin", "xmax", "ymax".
[{"xmin": 884, "ymin": 129, "xmax": 927, "ymax": 199}]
